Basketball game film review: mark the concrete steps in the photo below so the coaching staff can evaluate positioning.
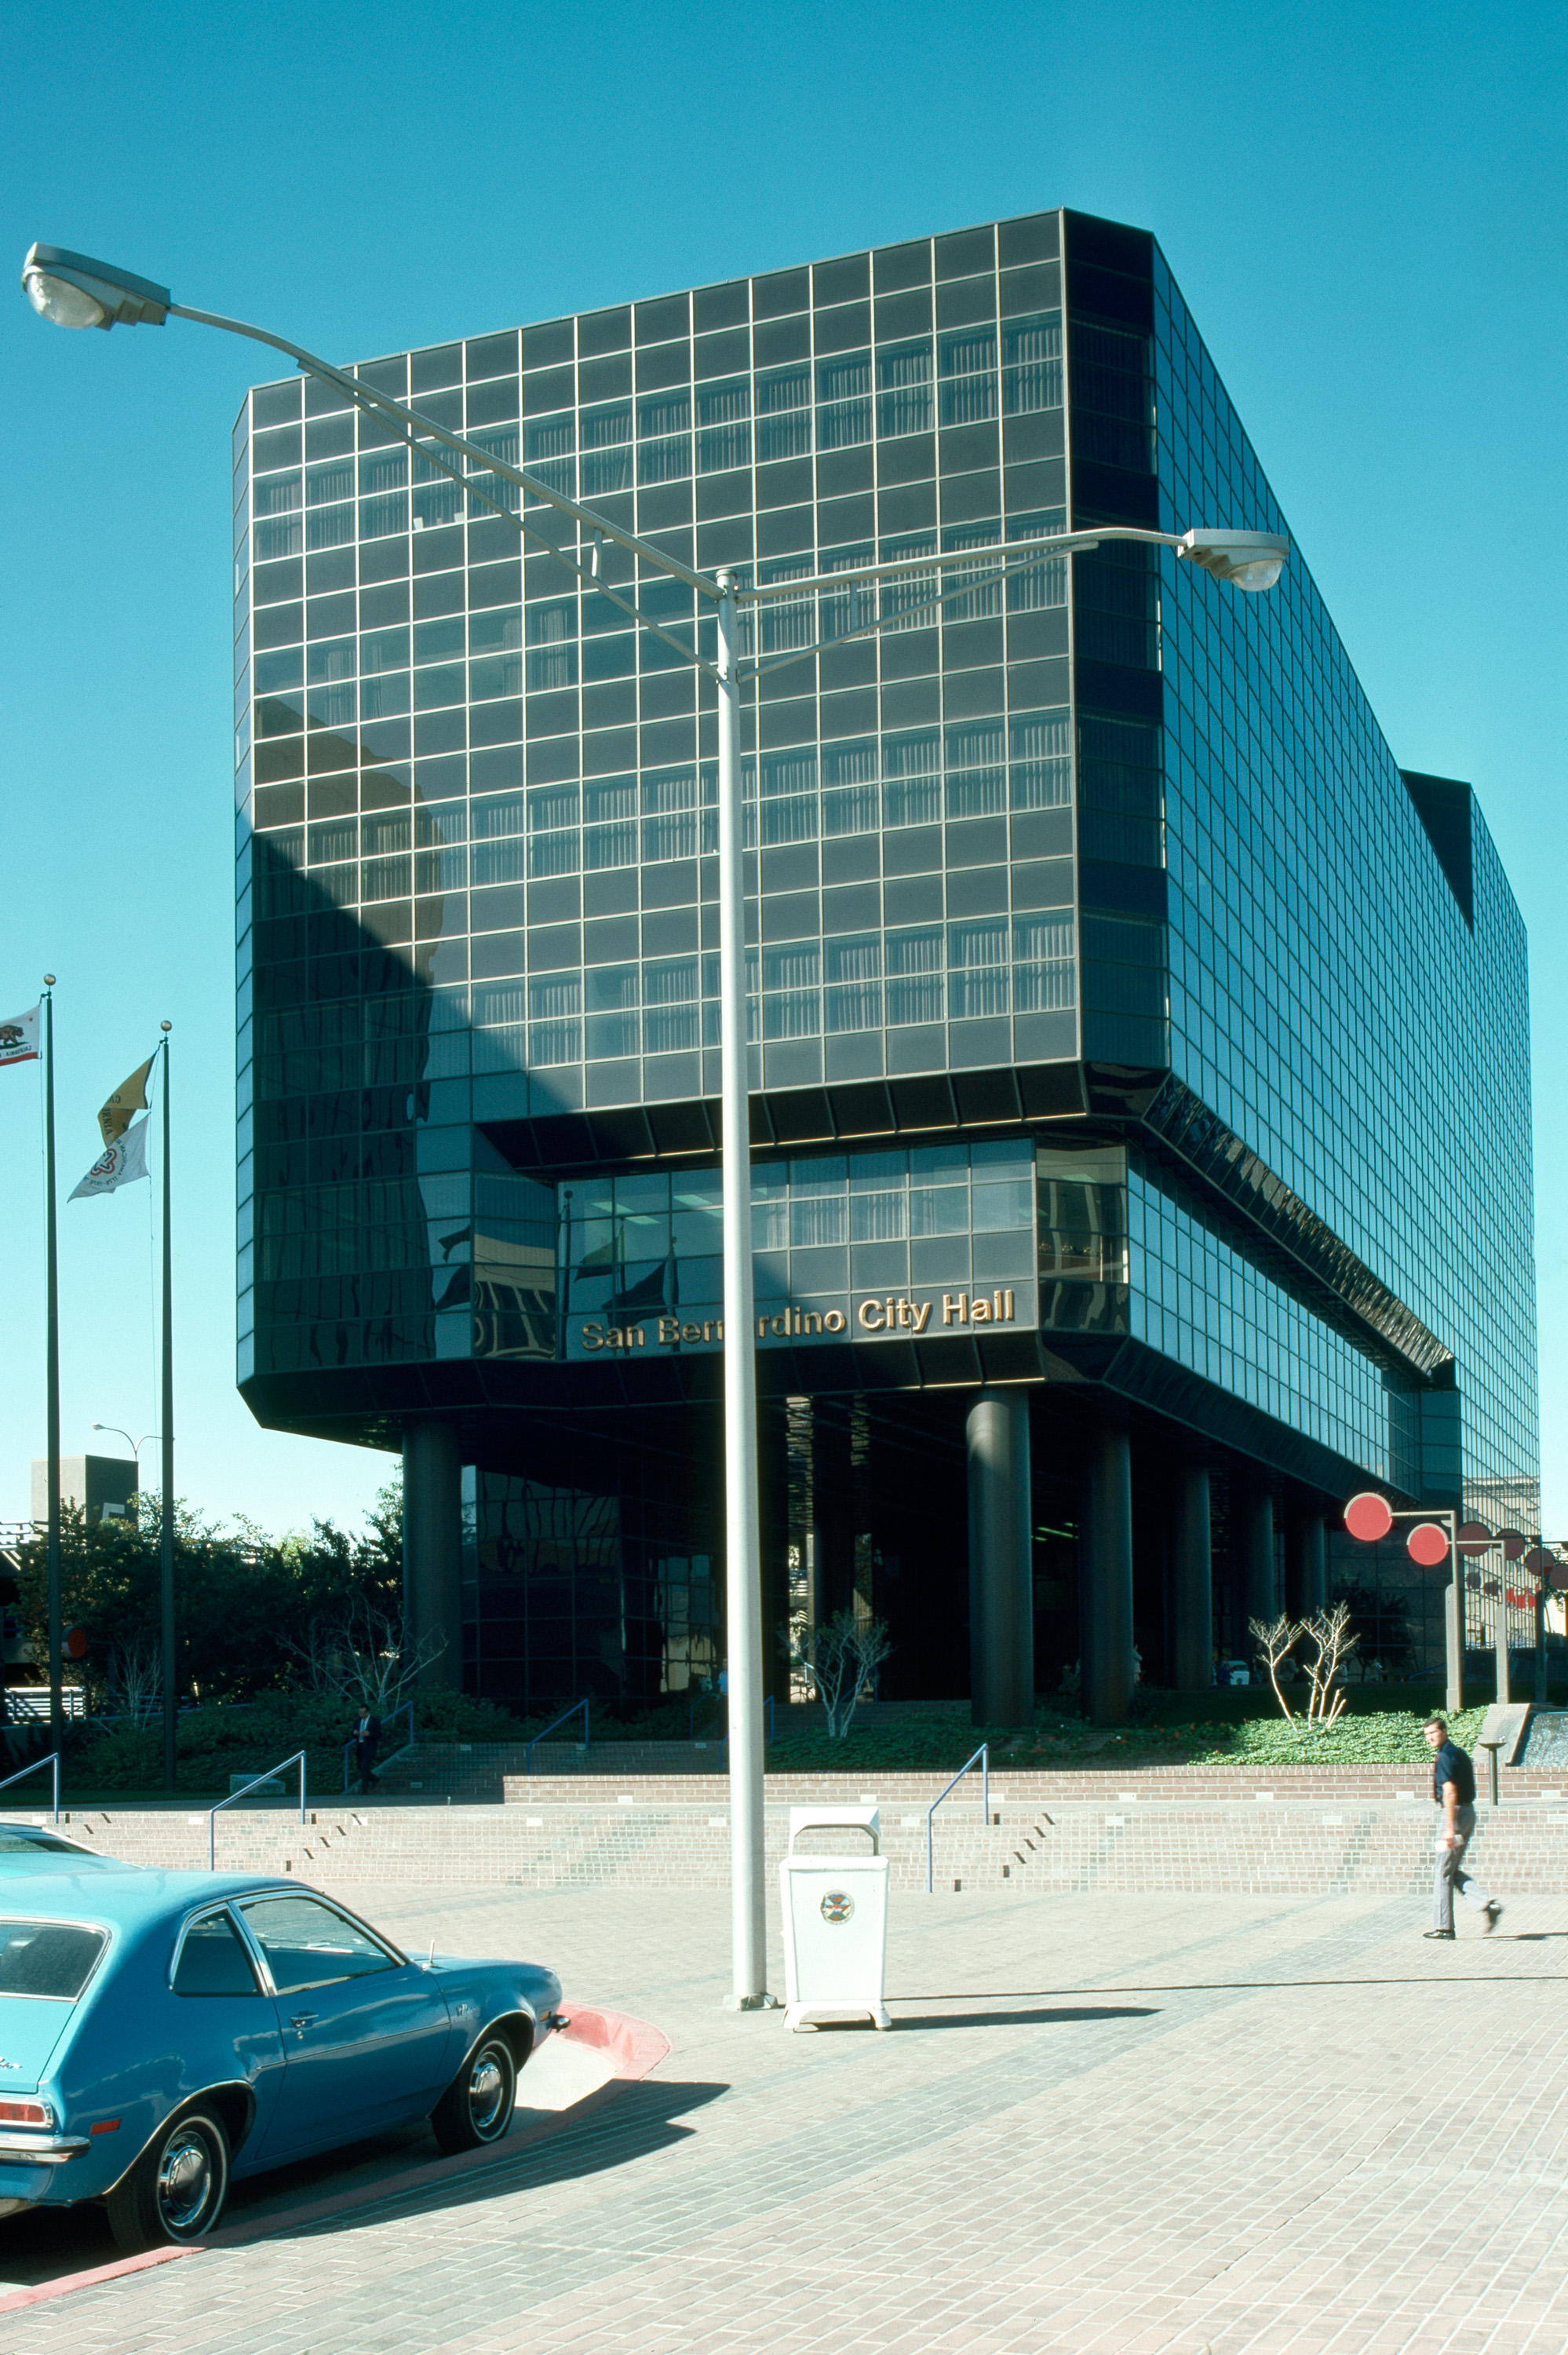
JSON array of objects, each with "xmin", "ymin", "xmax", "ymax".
[{"xmin": 35, "ymin": 1780, "xmax": 1568, "ymax": 1900}]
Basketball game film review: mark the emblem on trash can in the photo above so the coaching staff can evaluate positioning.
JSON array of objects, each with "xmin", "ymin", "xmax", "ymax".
[{"xmin": 820, "ymin": 1889, "xmax": 855, "ymax": 1922}]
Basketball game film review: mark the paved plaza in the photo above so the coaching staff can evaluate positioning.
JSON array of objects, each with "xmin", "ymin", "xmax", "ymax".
[{"xmin": 9, "ymin": 1871, "xmax": 1568, "ymax": 2354}]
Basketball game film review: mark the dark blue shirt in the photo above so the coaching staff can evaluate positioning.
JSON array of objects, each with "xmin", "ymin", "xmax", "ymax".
[{"xmin": 1431, "ymin": 1740, "xmax": 1475, "ymax": 1806}]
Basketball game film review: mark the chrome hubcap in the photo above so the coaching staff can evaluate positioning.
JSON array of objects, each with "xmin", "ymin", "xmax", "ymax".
[
  {"xmin": 469, "ymin": 2050, "xmax": 508, "ymax": 2133},
  {"xmin": 157, "ymin": 2129, "xmax": 215, "ymax": 2232}
]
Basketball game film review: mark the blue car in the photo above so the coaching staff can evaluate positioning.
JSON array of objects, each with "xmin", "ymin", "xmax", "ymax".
[{"xmin": 0, "ymin": 1865, "xmax": 563, "ymax": 2248}]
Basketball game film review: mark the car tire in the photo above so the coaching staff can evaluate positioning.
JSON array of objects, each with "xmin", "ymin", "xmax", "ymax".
[
  {"xmin": 106, "ymin": 2105, "xmax": 231, "ymax": 2251},
  {"xmin": 431, "ymin": 2031, "xmax": 518, "ymax": 2153}
]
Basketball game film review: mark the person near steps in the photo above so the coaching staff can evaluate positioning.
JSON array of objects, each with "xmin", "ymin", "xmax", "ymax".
[
  {"xmin": 1423, "ymin": 1715, "xmax": 1502, "ymax": 1940},
  {"xmin": 349, "ymin": 1704, "xmax": 383, "ymax": 1795}
]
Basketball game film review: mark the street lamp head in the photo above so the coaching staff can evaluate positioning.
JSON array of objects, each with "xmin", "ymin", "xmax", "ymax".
[
  {"xmin": 1178, "ymin": 529, "xmax": 1288, "ymax": 593},
  {"xmin": 20, "ymin": 243, "xmax": 170, "ymax": 331}
]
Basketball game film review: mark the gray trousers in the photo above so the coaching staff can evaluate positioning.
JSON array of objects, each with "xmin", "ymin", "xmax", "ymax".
[{"xmin": 1433, "ymin": 1804, "xmax": 1492, "ymax": 1930}]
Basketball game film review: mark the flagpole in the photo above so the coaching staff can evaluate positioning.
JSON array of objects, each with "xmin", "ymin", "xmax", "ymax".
[
  {"xmin": 42, "ymin": 977, "xmax": 62, "ymax": 1754},
  {"xmin": 158, "ymin": 1022, "xmax": 175, "ymax": 1795}
]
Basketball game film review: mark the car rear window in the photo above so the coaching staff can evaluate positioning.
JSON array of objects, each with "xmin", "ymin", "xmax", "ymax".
[
  {"xmin": 0, "ymin": 1919, "xmax": 108, "ymax": 1999},
  {"xmin": 0, "ymin": 1829, "xmax": 82, "ymax": 1854}
]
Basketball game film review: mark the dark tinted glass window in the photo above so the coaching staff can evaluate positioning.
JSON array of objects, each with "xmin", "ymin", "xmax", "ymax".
[
  {"xmin": 0, "ymin": 1919, "xmax": 108, "ymax": 1999},
  {"xmin": 174, "ymin": 1912, "xmax": 262, "ymax": 1997}
]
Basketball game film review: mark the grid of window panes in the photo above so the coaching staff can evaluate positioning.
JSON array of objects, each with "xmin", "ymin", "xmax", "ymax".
[
  {"xmin": 1150, "ymin": 247, "xmax": 1538, "ymax": 1511},
  {"xmin": 234, "ymin": 214, "xmax": 1084, "ymax": 1377},
  {"xmin": 562, "ymin": 1138, "xmax": 1035, "ymax": 1353},
  {"xmin": 465, "ymin": 1468, "xmax": 720, "ymax": 1707},
  {"xmin": 1126, "ymin": 1161, "xmax": 1406, "ymax": 1484}
]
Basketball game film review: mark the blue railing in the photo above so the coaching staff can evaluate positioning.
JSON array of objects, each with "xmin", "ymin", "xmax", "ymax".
[
  {"xmin": 926, "ymin": 1743, "xmax": 990, "ymax": 1893},
  {"xmin": 0, "ymin": 1751, "xmax": 60, "ymax": 1824},
  {"xmin": 524, "ymin": 1698, "xmax": 590, "ymax": 1773},
  {"xmin": 341, "ymin": 1701, "xmax": 415, "ymax": 1795},
  {"xmin": 210, "ymin": 1751, "xmax": 307, "ymax": 1870}
]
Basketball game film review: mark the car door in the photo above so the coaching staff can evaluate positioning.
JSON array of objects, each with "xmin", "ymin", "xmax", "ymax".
[{"xmin": 235, "ymin": 1893, "xmax": 453, "ymax": 2162}]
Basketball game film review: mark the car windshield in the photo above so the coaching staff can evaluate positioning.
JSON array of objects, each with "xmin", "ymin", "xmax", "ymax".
[{"xmin": 0, "ymin": 1919, "xmax": 108, "ymax": 1999}]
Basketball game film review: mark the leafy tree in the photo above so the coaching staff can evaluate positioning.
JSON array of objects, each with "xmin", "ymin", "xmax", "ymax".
[{"xmin": 11, "ymin": 1473, "xmax": 404, "ymax": 1707}]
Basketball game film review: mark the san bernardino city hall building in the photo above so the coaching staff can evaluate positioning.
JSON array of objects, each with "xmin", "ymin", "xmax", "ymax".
[{"xmin": 230, "ymin": 207, "xmax": 1538, "ymax": 1724}]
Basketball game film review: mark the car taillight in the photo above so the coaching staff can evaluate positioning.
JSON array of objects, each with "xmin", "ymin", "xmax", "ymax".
[{"xmin": 0, "ymin": 2099, "xmax": 53, "ymax": 2128}]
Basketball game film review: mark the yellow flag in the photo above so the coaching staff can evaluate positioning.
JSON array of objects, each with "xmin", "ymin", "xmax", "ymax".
[{"xmin": 98, "ymin": 1057, "xmax": 153, "ymax": 1146}]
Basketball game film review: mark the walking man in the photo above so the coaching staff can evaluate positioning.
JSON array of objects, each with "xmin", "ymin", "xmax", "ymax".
[
  {"xmin": 1423, "ymin": 1714, "xmax": 1502, "ymax": 1940},
  {"xmin": 348, "ymin": 1703, "xmax": 383, "ymax": 1796}
]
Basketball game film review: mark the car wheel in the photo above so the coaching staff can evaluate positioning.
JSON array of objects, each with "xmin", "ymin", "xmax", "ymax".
[
  {"xmin": 106, "ymin": 2105, "xmax": 231, "ymax": 2251},
  {"xmin": 431, "ymin": 2031, "xmax": 518, "ymax": 2153}
]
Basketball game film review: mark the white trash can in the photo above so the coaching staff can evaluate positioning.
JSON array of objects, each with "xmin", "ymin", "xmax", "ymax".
[{"xmin": 779, "ymin": 1805, "xmax": 891, "ymax": 2032}]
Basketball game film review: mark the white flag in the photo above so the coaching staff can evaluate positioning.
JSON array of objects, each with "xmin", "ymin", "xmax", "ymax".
[
  {"xmin": 70, "ymin": 1115, "xmax": 150, "ymax": 1199},
  {"xmin": 0, "ymin": 1005, "xmax": 40, "ymax": 1068}
]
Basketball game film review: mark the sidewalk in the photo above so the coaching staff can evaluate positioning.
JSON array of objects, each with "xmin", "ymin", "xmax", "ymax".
[{"xmin": 9, "ymin": 1873, "xmax": 1568, "ymax": 2354}]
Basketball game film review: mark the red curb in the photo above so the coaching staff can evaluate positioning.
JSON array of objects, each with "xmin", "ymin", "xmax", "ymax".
[
  {"xmin": 0, "ymin": 2007, "xmax": 667, "ymax": 2307},
  {"xmin": 560, "ymin": 2003, "xmax": 672, "ymax": 2079},
  {"xmin": 0, "ymin": 2243, "xmax": 189, "ymax": 2313}
]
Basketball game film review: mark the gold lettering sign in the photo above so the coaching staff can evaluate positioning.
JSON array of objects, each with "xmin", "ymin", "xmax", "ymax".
[{"xmin": 582, "ymin": 1292, "xmax": 1015, "ymax": 1354}]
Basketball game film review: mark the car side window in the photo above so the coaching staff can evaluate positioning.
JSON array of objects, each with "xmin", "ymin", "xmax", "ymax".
[
  {"xmin": 238, "ymin": 1895, "xmax": 397, "ymax": 1992},
  {"xmin": 173, "ymin": 1911, "xmax": 262, "ymax": 1997}
]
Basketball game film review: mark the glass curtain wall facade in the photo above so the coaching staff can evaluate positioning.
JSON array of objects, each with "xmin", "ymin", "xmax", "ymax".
[{"xmin": 232, "ymin": 207, "xmax": 1537, "ymax": 1710}]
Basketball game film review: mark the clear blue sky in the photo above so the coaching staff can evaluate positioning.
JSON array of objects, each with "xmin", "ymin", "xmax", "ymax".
[{"xmin": 1, "ymin": 0, "xmax": 1563, "ymax": 1539}]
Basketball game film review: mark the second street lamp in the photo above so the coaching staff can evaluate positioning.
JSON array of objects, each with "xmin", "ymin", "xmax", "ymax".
[{"xmin": 25, "ymin": 239, "xmax": 1287, "ymax": 2006}]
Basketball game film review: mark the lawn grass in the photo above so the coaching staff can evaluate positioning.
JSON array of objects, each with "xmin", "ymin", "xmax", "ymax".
[{"xmin": 765, "ymin": 1691, "xmax": 1487, "ymax": 1774}]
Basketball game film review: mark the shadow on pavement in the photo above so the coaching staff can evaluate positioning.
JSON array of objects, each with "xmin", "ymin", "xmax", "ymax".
[
  {"xmin": 888, "ymin": 2005, "xmax": 1158, "ymax": 2031},
  {"xmin": 221, "ymin": 2076, "xmax": 731, "ymax": 2247},
  {"xmin": 0, "ymin": 2079, "xmax": 729, "ymax": 2289}
]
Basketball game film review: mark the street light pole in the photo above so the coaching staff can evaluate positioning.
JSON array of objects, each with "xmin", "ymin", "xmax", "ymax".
[
  {"xmin": 22, "ymin": 239, "xmax": 1287, "ymax": 2009},
  {"xmin": 157, "ymin": 1022, "xmax": 176, "ymax": 1794},
  {"xmin": 715, "ymin": 572, "xmax": 769, "ymax": 2006}
]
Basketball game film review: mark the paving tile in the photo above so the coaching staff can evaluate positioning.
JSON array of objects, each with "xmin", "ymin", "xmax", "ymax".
[{"xmin": 7, "ymin": 1879, "xmax": 1568, "ymax": 2355}]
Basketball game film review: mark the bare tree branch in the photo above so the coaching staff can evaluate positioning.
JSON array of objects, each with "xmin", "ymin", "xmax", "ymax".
[
  {"xmin": 100, "ymin": 1640, "xmax": 161, "ymax": 1729},
  {"xmin": 1299, "ymin": 1601, "xmax": 1358, "ymax": 1725},
  {"xmin": 283, "ymin": 1597, "xmax": 443, "ymax": 1714},
  {"xmin": 791, "ymin": 1612, "xmax": 893, "ymax": 1740},
  {"xmin": 1248, "ymin": 1615, "xmax": 1301, "ymax": 1722}
]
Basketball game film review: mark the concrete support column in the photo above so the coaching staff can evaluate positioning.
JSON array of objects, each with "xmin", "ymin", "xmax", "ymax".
[
  {"xmin": 1236, "ymin": 1488, "xmax": 1277, "ymax": 1645},
  {"xmin": 1081, "ymin": 1429, "xmax": 1134, "ymax": 1727},
  {"xmin": 967, "ymin": 1392, "xmax": 1034, "ymax": 1727},
  {"xmin": 1172, "ymin": 1464, "xmax": 1213, "ymax": 1692},
  {"xmin": 1286, "ymin": 1512, "xmax": 1326, "ymax": 1619},
  {"xmin": 403, "ymin": 1418, "xmax": 463, "ymax": 1689}
]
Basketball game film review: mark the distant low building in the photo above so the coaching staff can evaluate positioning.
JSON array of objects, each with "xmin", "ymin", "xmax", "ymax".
[{"xmin": 29, "ymin": 1454, "xmax": 138, "ymax": 1528}]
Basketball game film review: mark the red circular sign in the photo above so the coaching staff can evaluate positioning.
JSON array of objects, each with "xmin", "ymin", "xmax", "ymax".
[
  {"xmin": 64, "ymin": 1625, "xmax": 88, "ymax": 1660},
  {"xmin": 1497, "ymin": 1528, "xmax": 1528, "ymax": 1562},
  {"xmin": 1344, "ymin": 1492, "xmax": 1393, "ymax": 1543},
  {"xmin": 1456, "ymin": 1521, "xmax": 1493, "ymax": 1559},
  {"xmin": 1406, "ymin": 1522, "xmax": 1451, "ymax": 1567}
]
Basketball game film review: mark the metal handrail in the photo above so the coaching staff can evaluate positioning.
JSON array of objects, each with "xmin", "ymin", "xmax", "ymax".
[
  {"xmin": 0, "ymin": 1751, "xmax": 60, "ymax": 1824},
  {"xmin": 341, "ymin": 1700, "xmax": 415, "ymax": 1795},
  {"xmin": 524, "ymin": 1699, "xmax": 589, "ymax": 1773},
  {"xmin": 926, "ymin": 1744, "xmax": 990, "ymax": 1893},
  {"xmin": 209, "ymin": 1750, "xmax": 307, "ymax": 1869}
]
